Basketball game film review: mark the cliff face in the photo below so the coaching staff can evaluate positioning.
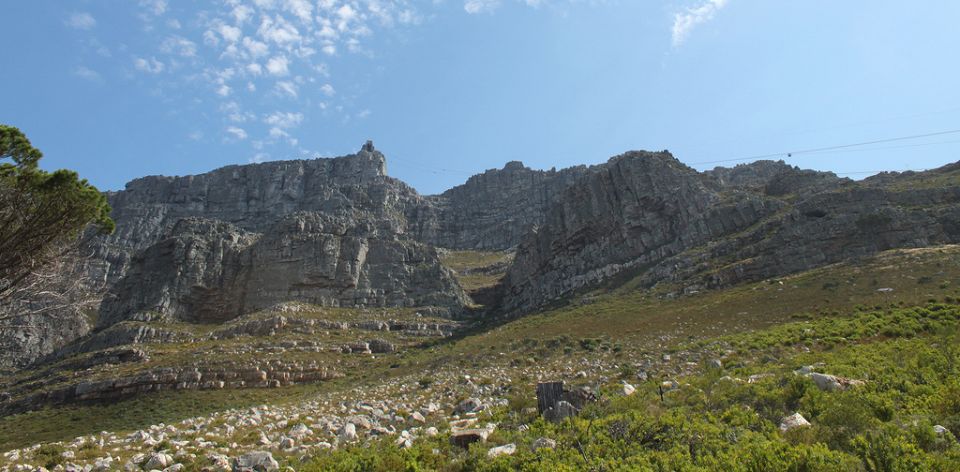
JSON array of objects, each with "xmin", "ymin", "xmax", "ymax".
[
  {"xmin": 87, "ymin": 143, "xmax": 415, "ymax": 287},
  {"xmin": 416, "ymin": 161, "xmax": 592, "ymax": 250},
  {"xmin": 500, "ymin": 155, "xmax": 960, "ymax": 313},
  {"xmin": 5, "ymin": 141, "xmax": 960, "ymax": 371},
  {"xmin": 99, "ymin": 212, "xmax": 467, "ymax": 327},
  {"xmin": 92, "ymin": 143, "xmax": 469, "ymax": 326},
  {"xmin": 0, "ymin": 143, "xmax": 469, "ymax": 369},
  {"xmin": 501, "ymin": 152, "xmax": 781, "ymax": 312}
]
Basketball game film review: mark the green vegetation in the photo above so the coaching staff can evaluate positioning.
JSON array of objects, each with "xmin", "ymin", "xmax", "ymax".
[
  {"xmin": 300, "ymin": 304, "xmax": 960, "ymax": 471},
  {"xmin": 0, "ymin": 124, "xmax": 113, "ymax": 301},
  {"xmin": 0, "ymin": 383, "xmax": 337, "ymax": 450},
  {"xmin": 440, "ymin": 250, "xmax": 513, "ymax": 293},
  {"xmin": 4, "ymin": 246, "xmax": 960, "ymax": 467}
]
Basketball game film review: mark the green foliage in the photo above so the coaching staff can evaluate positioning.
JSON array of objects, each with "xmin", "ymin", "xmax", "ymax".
[
  {"xmin": 32, "ymin": 444, "xmax": 66, "ymax": 469},
  {"xmin": 0, "ymin": 124, "xmax": 114, "ymax": 298},
  {"xmin": 300, "ymin": 303, "xmax": 960, "ymax": 471}
]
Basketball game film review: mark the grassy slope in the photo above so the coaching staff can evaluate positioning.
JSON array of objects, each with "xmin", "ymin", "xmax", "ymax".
[
  {"xmin": 440, "ymin": 250, "xmax": 513, "ymax": 293},
  {"xmin": 2, "ymin": 246, "xmax": 960, "ymax": 452},
  {"xmin": 304, "ymin": 304, "xmax": 960, "ymax": 471}
]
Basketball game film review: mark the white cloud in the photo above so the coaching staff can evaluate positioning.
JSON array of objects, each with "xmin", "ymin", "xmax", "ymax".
[
  {"xmin": 139, "ymin": 0, "xmax": 168, "ymax": 16},
  {"xmin": 265, "ymin": 55, "xmax": 290, "ymax": 76},
  {"xmin": 672, "ymin": 0, "xmax": 728, "ymax": 47},
  {"xmin": 232, "ymin": 5, "xmax": 255, "ymax": 24},
  {"xmin": 226, "ymin": 126, "xmax": 248, "ymax": 140},
  {"xmin": 249, "ymin": 152, "xmax": 269, "ymax": 164},
  {"xmin": 243, "ymin": 37, "xmax": 270, "ymax": 58},
  {"xmin": 218, "ymin": 23, "xmax": 243, "ymax": 43},
  {"xmin": 66, "ymin": 12, "xmax": 96, "ymax": 30},
  {"xmin": 258, "ymin": 15, "xmax": 302, "ymax": 45},
  {"xmin": 284, "ymin": 0, "xmax": 314, "ymax": 23},
  {"xmin": 125, "ymin": 0, "xmax": 436, "ymax": 159},
  {"xmin": 221, "ymin": 101, "xmax": 254, "ymax": 122},
  {"xmin": 275, "ymin": 80, "xmax": 299, "ymax": 98},
  {"xmin": 160, "ymin": 36, "xmax": 197, "ymax": 57},
  {"xmin": 73, "ymin": 66, "xmax": 101, "ymax": 82},
  {"xmin": 133, "ymin": 56, "xmax": 165, "ymax": 73},
  {"xmin": 464, "ymin": 0, "xmax": 500, "ymax": 14},
  {"xmin": 188, "ymin": 130, "xmax": 204, "ymax": 141},
  {"xmin": 264, "ymin": 111, "xmax": 303, "ymax": 128}
]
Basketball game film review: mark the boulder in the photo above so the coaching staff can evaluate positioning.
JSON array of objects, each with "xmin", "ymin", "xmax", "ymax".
[
  {"xmin": 455, "ymin": 398, "xmax": 484, "ymax": 415},
  {"xmin": 487, "ymin": 443, "xmax": 517, "ymax": 458},
  {"xmin": 450, "ymin": 429, "xmax": 490, "ymax": 448},
  {"xmin": 810, "ymin": 373, "xmax": 865, "ymax": 392},
  {"xmin": 779, "ymin": 413, "xmax": 811, "ymax": 432},
  {"xmin": 531, "ymin": 437, "xmax": 557, "ymax": 451},
  {"xmin": 234, "ymin": 451, "xmax": 279, "ymax": 472},
  {"xmin": 543, "ymin": 401, "xmax": 579, "ymax": 423},
  {"xmin": 288, "ymin": 423, "xmax": 312, "ymax": 439},
  {"xmin": 339, "ymin": 423, "xmax": 358, "ymax": 442},
  {"xmin": 368, "ymin": 339, "xmax": 396, "ymax": 354},
  {"xmin": 144, "ymin": 453, "xmax": 173, "ymax": 470}
]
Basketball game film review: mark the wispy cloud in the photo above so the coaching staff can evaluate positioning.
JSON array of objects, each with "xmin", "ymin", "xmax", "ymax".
[
  {"xmin": 73, "ymin": 66, "xmax": 101, "ymax": 82},
  {"xmin": 672, "ymin": 0, "xmax": 728, "ymax": 47},
  {"xmin": 263, "ymin": 111, "xmax": 304, "ymax": 129},
  {"xmin": 133, "ymin": 57, "xmax": 165, "ymax": 73},
  {"xmin": 120, "ymin": 0, "xmax": 590, "ymax": 162},
  {"xmin": 66, "ymin": 12, "xmax": 97, "ymax": 30},
  {"xmin": 464, "ymin": 0, "xmax": 501, "ymax": 14},
  {"xmin": 225, "ymin": 126, "xmax": 248, "ymax": 140}
]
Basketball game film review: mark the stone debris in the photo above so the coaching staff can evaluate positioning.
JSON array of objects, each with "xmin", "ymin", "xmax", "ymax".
[
  {"xmin": 235, "ymin": 451, "xmax": 280, "ymax": 472},
  {"xmin": 809, "ymin": 372, "xmax": 865, "ymax": 392},
  {"xmin": 487, "ymin": 443, "xmax": 517, "ymax": 458},
  {"xmin": 531, "ymin": 437, "xmax": 557, "ymax": 451},
  {"xmin": 779, "ymin": 413, "xmax": 811, "ymax": 432}
]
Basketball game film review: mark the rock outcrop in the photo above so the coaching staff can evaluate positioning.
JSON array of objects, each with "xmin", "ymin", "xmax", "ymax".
[
  {"xmin": 416, "ymin": 161, "xmax": 591, "ymax": 250},
  {"xmin": 501, "ymin": 154, "xmax": 960, "ymax": 313},
  {"xmin": 5, "ymin": 141, "xmax": 960, "ymax": 371},
  {"xmin": 502, "ymin": 151, "xmax": 779, "ymax": 312},
  {"xmin": 99, "ymin": 211, "xmax": 467, "ymax": 327}
]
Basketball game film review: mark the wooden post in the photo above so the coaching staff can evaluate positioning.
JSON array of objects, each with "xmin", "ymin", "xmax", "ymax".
[{"xmin": 536, "ymin": 381, "xmax": 564, "ymax": 415}]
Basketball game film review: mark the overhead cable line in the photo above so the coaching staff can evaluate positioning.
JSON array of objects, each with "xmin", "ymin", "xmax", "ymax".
[{"xmin": 687, "ymin": 128, "xmax": 960, "ymax": 166}]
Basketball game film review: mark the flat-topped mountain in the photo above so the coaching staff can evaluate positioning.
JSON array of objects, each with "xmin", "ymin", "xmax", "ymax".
[{"xmin": 4, "ymin": 143, "xmax": 960, "ymax": 374}]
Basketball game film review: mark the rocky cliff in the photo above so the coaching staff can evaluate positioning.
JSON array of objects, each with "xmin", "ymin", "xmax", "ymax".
[
  {"xmin": 501, "ymin": 152, "xmax": 780, "ymax": 312},
  {"xmin": 416, "ymin": 161, "xmax": 592, "ymax": 250},
  {"xmin": 4, "ymin": 141, "xmax": 960, "ymax": 371},
  {"xmin": 500, "ymin": 155, "xmax": 960, "ymax": 313},
  {"xmin": 0, "ymin": 143, "xmax": 471, "ymax": 370},
  {"xmin": 99, "ymin": 212, "xmax": 467, "ymax": 327}
]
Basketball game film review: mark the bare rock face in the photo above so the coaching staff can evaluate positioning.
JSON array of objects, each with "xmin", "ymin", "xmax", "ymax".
[
  {"xmin": 100, "ymin": 211, "xmax": 468, "ymax": 326},
  {"xmin": 502, "ymin": 151, "xmax": 780, "ymax": 312},
  {"xmin": 416, "ymin": 161, "xmax": 591, "ymax": 250},
  {"xmin": 501, "ymin": 154, "xmax": 960, "ymax": 314},
  {"xmin": 706, "ymin": 159, "xmax": 847, "ymax": 195},
  {"xmin": 0, "ymin": 144, "xmax": 467, "ymax": 369}
]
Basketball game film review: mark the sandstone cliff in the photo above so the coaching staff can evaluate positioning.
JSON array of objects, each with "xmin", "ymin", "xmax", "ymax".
[{"xmin": 500, "ymin": 154, "xmax": 960, "ymax": 313}]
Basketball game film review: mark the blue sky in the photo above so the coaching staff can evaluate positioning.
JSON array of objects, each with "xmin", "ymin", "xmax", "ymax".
[{"xmin": 2, "ymin": 1, "xmax": 959, "ymax": 194}]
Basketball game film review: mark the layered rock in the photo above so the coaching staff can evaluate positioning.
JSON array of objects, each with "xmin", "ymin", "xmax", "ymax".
[
  {"xmin": 502, "ymin": 151, "xmax": 780, "ymax": 312},
  {"xmin": 87, "ymin": 141, "xmax": 416, "ymax": 288},
  {"xmin": 416, "ymin": 161, "xmax": 591, "ymax": 250},
  {"xmin": 501, "ymin": 154, "xmax": 960, "ymax": 313},
  {"xmin": 100, "ymin": 211, "xmax": 468, "ymax": 327}
]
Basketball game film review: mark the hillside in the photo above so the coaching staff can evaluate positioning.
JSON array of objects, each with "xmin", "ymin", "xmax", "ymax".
[
  {"xmin": 0, "ymin": 246, "xmax": 958, "ymax": 470},
  {"xmin": 2, "ymin": 145, "xmax": 960, "ymax": 470}
]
